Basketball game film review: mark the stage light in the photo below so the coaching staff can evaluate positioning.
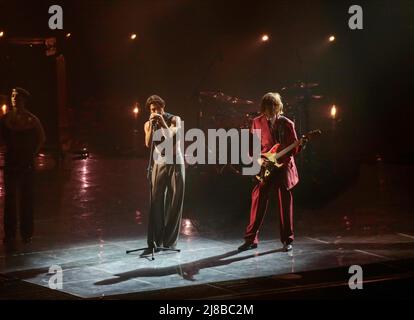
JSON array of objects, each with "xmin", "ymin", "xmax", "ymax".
[
  {"xmin": 329, "ymin": 35, "xmax": 335, "ymax": 42},
  {"xmin": 330, "ymin": 105, "xmax": 337, "ymax": 119},
  {"xmin": 130, "ymin": 33, "xmax": 137, "ymax": 40},
  {"xmin": 66, "ymin": 33, "xmax": 71, "ymax": 38},
  {"xmin": 0, "ymin": 31, "xmax": 4, "ymax": 38},
  {"xmin": 1, "ymin": 104, "xmax": 7, "ymax": 114},
  {"xmin": 261, "ymin": 34, "xmax": 269, "ymax": 42},
  {"xmin": 133, "ymin": 102, "xmax": 140, "ymax": 116}
]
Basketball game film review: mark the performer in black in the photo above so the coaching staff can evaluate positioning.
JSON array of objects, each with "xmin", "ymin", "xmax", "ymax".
[
  {"xmin": 0, "ymin": 87, "xmax": 45, "ymax": 245},
  {"xmin": 142, "ymin": 95, "xmax": 185, "ymax": 255}
]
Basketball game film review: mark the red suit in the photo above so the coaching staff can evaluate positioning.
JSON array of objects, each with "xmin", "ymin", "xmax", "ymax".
[{"xmin": 244, "ymin": 114, "xmax": 300, "ymax": 245}]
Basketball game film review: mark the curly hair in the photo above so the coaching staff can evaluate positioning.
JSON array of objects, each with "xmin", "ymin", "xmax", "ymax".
[{"xmin": 145, "ymin": 95, "xmax": 165, "ymax": 110}]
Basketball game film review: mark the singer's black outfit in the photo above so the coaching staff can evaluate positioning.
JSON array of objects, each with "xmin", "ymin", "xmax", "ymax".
[{"xmin": 147, "ymin": 112, "xmax": 185, "ymax": 249}]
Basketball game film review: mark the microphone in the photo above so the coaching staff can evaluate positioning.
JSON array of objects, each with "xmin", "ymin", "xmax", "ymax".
[
  {"xmin": 150, "ymin": 114, "xmax": 162, "ymax": 130},
  {"xmin": 151, "ymin": 120, "xmax": 159, "ymax": 131}
]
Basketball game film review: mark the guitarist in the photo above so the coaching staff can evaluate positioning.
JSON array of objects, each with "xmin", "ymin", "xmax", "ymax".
[{"xmin": 238, "ymin": 92, "xmax": 306, "ymax": 252}]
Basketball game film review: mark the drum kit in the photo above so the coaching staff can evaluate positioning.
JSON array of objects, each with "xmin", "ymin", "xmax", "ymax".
[
  {"xmin": 190, "ymin": 82, "xmax": 324, "ymax": 176},
  {"xmin": 197, "ymin": 81, "xmax": 324, "ymax": 134}
]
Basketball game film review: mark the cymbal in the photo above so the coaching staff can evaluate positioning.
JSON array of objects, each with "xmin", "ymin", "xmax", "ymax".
[
  {"xmin": 199, "ymin": 91, "xmax": 255, "ymax": 105},
  {"xmin": 199, "ymin": 91, "xmax": 227, "ymax": 99},
  {"xmin": 229, "ymin": 97, "xmax": 255, "ymax": 105},
  {"xmin": 310, "ymin": 95, "xmax": 323, "ymax": 99},
  {"xmin": 281, "ymin": 81, "xmax": 319, "ymax": 91},
  {"xmin": 294, "ymin": 94, "xmax": 324, "ymax": 100}
]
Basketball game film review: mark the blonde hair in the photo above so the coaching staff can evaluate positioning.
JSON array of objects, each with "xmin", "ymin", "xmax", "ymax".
[{"xmin": 260, "ymin": 92, "xmax": 283, "ymax": 116}]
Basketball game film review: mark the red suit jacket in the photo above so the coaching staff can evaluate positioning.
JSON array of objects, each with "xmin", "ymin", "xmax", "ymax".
[{"xmin": 251, "ymin": 114, "xmax": 300, "ymax": 190}]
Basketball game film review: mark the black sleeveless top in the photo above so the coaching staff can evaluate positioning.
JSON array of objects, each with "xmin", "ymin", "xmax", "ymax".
[
  {"xmin": 162, "ymin": 112, "xmax": 175, "ymax": 127},
  {"xmin": 0, "ymin": 118, "xmax": 38, "ymax": 169},
  {"xmin": 153, "ymin": 112, "xmax": 175, "ymax": 142},
  {"xmin": 153, "ymin": 112, "xmax": 183, "ymax": 163}
]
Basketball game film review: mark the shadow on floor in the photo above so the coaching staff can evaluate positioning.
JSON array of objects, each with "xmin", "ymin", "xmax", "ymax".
[{"xmin": 95, "ymin": 248, "xmax": 285, "ymax": 285}]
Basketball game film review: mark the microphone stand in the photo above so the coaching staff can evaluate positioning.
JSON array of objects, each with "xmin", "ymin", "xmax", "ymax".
[{"xmin": 126, "ymin": 121, "xmax": 181, "ymax": 260}]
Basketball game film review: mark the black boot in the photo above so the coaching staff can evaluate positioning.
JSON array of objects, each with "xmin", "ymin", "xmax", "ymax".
[{"xmin": 238, "ymin": 241, "xmax": 258, "ymax": 251}]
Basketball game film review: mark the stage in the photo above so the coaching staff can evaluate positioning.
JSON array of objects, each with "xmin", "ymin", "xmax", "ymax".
[
  {"xmin": 0, "ymin": 156, "xmax": 413, "ymax": 299},
  {"xmin": 1, "ymin": 236, "xmax": 413, "ymax": 299}
]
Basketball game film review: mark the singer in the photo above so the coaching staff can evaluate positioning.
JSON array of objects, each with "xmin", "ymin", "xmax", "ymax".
[{"xmin": 142, "ymin": 95, "xmax": 185, "ymax": 255}]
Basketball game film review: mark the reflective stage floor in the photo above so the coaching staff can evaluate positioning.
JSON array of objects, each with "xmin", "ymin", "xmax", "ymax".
[{"xmin": 0, "ymin": 156, "xmax": 413, "ymax": 299}]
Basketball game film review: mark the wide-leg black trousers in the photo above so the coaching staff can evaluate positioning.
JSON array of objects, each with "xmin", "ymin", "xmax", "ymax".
[{"xmin": 147, "ymin": 162, "xmax": 185, "ymax": 248}]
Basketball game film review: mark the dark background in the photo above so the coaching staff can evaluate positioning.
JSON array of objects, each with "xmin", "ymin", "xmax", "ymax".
[
  {"xmin": 0, "ymin": 0, "xmax": 414, "ymax": 161},
  {"xmin": 0, "ymin": 0, "xmax": 413, "ymax": 162},
  {"xmin": 0, "ymin": 3, "xmax": 413, "ymax": 302}
]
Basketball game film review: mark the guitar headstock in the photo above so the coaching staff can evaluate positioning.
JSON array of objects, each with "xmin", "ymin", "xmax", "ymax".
[{"xmin": 303, "ymin": 129, "xmax": 322, "ymax": 140}]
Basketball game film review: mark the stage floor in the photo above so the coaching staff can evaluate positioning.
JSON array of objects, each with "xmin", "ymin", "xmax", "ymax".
[
  {"xmin": 0, "ymin": 156, "xmax": 413, "ymax": 299},
  {"xmin": 1, "ymin": 234, "xmax": 414, "ymax": 299}
]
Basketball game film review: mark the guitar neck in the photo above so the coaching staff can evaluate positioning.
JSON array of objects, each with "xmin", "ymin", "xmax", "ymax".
[{"xmin": 275, "ymin": 140, "xmax": 301, "ymax": 160}]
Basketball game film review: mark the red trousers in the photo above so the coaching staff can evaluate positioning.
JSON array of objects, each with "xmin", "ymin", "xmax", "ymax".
[{"xmin": 244, "ymin": 180, "xmax": 294, "ymax": 245}]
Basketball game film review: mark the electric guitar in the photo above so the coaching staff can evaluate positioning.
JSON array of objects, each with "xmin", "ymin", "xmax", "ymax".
[{"xmin": 255, "ymin": 129, "xmax": 322, "ymax": 184}]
